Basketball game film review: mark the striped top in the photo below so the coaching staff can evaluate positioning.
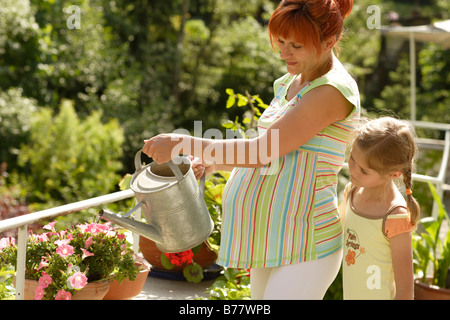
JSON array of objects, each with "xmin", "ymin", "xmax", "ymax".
[{"xmin": 217, "ymin": 55, "xmax": 360, "ymax": 268}]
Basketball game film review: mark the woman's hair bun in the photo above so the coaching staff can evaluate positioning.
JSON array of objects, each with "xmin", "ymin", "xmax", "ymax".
[{"xmin": 334, "ymin": 0, "xmax": 353, "ymax": 19}]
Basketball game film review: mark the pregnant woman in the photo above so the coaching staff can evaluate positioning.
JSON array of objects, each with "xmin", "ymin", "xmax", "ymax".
[{"xmin": 143, "ymin": 0, "xmax": 360, "ymax": 299}]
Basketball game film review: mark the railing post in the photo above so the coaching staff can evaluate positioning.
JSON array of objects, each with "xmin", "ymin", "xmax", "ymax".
[
  {"xmin": 15, "ymin": 225, "xmax": 28, "ymax": 300},
  {"xmin": 132, "ymin": 200, "xmax": 141, "ymax": 253}
]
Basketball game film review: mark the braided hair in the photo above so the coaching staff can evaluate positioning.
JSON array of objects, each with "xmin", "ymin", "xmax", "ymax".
[{"xmin": 354, "ymin": 117, "xmax": 420, "ymax": 225}]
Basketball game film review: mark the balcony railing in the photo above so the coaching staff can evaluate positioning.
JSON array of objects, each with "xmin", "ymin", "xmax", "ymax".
[
  {"xmin": 0, "ymin": 189, "xmax": 136, "ymax": 300},
  {"xmin": 1, "ymin": 121, "xmax": 449, "ymax": 300}
]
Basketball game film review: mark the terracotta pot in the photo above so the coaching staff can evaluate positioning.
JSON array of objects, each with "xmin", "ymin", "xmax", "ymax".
[
  {"xmin": 139, "ymin": 236, "xmax": 217, "ymax": 272},
  {"xmin": 414, "ymin": 278, "xmax": 450, "ymax": 300},
  {"xmin": 21, "ymin": 278, "xmax": 110, "ymax": 300},
  {"xmin": 103, "ymin": 267, "xmax": 150, "ymax": 300}
]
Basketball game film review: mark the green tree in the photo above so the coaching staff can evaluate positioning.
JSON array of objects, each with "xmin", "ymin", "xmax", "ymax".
[
  {"xmin": 0, "ymin": 0, "xmax": 40, "ymax": 97},
  {"xmin": 15, "ymin": 100, "xmax": 124, "ymax": 208},
  {"xmin": 0, "ymin": 88, "xmax": 37, "ymax": 169},
  {"xmin": 417, "ymin": 43, "xmax": 450, "ymax": 124}
]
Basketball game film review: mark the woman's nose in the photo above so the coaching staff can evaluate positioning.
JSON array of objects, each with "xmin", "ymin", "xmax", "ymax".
[{"xmin": 279, "ymin": 46, "xmax": 292, "ymax": 59}]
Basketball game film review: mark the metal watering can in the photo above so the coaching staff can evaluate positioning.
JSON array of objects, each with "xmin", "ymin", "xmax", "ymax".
[{"xmin": 99, "ymin": 150, "xmax": 213, "ymax": 253}]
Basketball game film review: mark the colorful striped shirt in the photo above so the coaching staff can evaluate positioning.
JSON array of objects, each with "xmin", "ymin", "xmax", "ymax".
[{"xmin": 217, "ymin": 55, "xmax": 360, "ymax": 269}]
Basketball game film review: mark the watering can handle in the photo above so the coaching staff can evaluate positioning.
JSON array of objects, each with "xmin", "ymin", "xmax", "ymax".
[{"xmin": 134, "ymin": 149, "xmax": 190, "ymax": 182}]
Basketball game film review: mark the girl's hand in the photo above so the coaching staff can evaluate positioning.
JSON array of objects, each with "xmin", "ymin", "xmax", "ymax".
[
  {"xmin": 188, "ymin": 155, "xmax": 215, "ymax": 180},
  {"xmin": 188, "ymin": 156, "xmax": 205, "ymax": 180}
]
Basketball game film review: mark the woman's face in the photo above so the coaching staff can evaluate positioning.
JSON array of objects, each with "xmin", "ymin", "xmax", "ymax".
[{"xmin": 275, "ymin": 36, "xmax": 321, "ymax": 75}]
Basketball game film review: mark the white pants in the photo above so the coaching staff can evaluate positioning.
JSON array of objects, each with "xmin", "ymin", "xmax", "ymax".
[{"xmin": 250, "ymin": 250, "xmax": 342, "ymax": 300}]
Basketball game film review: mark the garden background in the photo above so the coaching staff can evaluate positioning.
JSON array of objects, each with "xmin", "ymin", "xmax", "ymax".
[{"xmin": 1, "ymin": 0, "xmax": 449, "ymax": 298}]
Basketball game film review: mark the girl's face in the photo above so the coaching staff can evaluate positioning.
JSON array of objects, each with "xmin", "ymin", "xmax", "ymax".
[{"xmin": 348, "ymin": 143, "xmax": 387, "ymax": 189}]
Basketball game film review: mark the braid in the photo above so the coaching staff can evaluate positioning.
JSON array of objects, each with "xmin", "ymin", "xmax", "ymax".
[{"xmin": 403, "ymin": 164, "xmax": 420, "ymax": 226}]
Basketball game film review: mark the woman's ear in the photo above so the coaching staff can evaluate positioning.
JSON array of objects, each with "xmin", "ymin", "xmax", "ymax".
[{"xmin": 322, "ymin": 36, "xmax": 337, "ymax": 52}]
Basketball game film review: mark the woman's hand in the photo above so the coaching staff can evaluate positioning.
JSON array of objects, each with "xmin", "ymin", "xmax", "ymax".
[{"xmin": 143, "ymin": 134, "xmax": 183, "ymax": 164}]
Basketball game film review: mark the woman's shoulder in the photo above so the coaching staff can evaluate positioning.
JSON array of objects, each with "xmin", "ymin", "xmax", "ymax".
[{"xmin": 304, "ymin": 55, "xmax": 360, "ymax": 111}]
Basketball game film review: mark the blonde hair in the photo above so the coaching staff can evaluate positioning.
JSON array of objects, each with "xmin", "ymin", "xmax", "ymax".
[{"xmin": 354, "ymin": 117, "xmax": 420, "ymax": 225}]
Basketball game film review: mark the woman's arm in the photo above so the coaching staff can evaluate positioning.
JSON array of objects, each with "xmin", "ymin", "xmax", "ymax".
[{"xmin": 143, "ymin": 85, "xmax": 353, "ymax": 167}]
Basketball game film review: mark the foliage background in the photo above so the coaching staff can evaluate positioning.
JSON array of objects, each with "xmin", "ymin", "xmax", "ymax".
[
  {"xmin": 0, "ymin": 0, "xmax": 449, "ymax": 299},
  {"xmin": 1, "ymin": 0, "xmax": 449, "ymax": 244}
]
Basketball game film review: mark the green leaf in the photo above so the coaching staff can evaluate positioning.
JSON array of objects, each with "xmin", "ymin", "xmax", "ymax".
[
  {"xmin": 221, "ymin": 120, "xmax": 235, "ymax": 129},
  {"xmin": 225, "ymin": 88, "xmax": 235, "ymax": 96},
  {"xmin": 160, "ymin": 253, "xmax": 174, "ymax": 270},
  {"xmin": 237, "ymin": 94, "xmax": 248, "ymax": 107},
  {"xmin": 118, "ymin": 174, "xmax": 132, "ymax": 191},
  {"xmin": 254, "ymin": 96, "xmax": 268, "ymax": 109},
  {"xmin": 183, "ymin": 263, "xmax": 203, "ymax": 283},
  {"xmin": 226, "ymin": 96, "xmax": 236, "ymax": 109},
  {"xmin": 242, "ymin": 117, "xmax": 251, "ymax": 124},
  {"xmin": 191, "ymin": 244, "xmax": 202, "ymax": 255}
]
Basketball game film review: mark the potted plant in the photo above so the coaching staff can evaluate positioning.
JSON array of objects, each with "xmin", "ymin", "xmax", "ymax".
[
  {"xmin": 103, "ymin": 254, "xmax": 150, "ymax": 300},
  {"xmin": 0, "ymin": 220, "xmax": 139, "ymax": 300},
  {"xmin": 412, "ymin": 182, "xmax": 450, "ymax": 300},
  {"xmin": 138, "ymin": 171, "xmax": 228, "ymax": 283}
]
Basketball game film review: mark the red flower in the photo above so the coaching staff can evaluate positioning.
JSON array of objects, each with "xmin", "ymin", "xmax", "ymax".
[{"xmin": 164, "ymin": 250, "xmax": 194, "ymax": 267}]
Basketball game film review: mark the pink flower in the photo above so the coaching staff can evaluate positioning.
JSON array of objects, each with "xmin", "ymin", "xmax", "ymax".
[
  {"xmin": 84, "ymin": 236, "xmax": 93, "ymax": 248},
  {"xmin": 56, "ymin": 244, "xmax": 74, "ymax": 258},
  {"xmin": 55, "ymin": 290, "xmax": 72, "ymax": 300},
  {"xmin": 78, "ymin": 222, "xmax": 115, "ymax": 235},
  {"xmin": 120, "ymin": 244, "xmax": 127, "ymax": 256},
  {"xmin": 81, "ymin": 248, "xmax": 94, "ymax": 259},
  {"xmin": 38, "ymin": 272, "xmax": 53, "ymax": 289},
  {"xmin": 94, "ymin": 223, "xmax": 113, "ymax": 233},
  {"xmin": 37, "ymin": 258, "xmax": 49, "ymax": 271},
  {"xmin": 67, "ymin": 271, "xmax": 88, "ymax": 290},
  {"xmin": 0, "ymin": 237, "xmax": 15, "ymax": 250},
  {"xmin": 117, "ymin": 233, "xmax": 125, "ymax": 240},
  {"xmin": 43, "ymin": 221, "xmax": 57, "ymax": 232},
  {"xmin": 34, "ymin": 286, "xmax": 45, "ymax": 300},
  {"xmin": 54, "ymin": 239, "xmax": 70, "ymax": 246},
  {"xmin": 58, "ymin": 230, "xmax": 67, "ymax": 238},
  {"xmin": 35, "ymin": 233, "xmax": 49, "ymax": 242}
]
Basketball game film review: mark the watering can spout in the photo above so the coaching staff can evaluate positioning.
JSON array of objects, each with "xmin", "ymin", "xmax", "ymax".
[{"xmin": 98, "ymin": 209, "xmax": 163, "ymax": 244}]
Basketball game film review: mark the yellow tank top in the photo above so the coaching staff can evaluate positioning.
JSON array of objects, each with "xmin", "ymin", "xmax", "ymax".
[{"xmin": 342, "ymin": 185, "xmax": 413, "ymax": 300}]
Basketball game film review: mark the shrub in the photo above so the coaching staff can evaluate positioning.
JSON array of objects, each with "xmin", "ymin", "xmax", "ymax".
[{"xmin": 15, "ymin": 100, "xmax": 124, "ymax": 211}]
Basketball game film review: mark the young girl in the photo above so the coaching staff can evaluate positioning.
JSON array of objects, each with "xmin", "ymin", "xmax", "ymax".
[{"xmin": 339, "ymin": 117, "xmax": 420, "ymax": 300}]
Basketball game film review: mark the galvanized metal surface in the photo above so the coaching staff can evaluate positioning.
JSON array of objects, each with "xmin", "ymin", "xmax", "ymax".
[{"xmin": 101, "ymin": 153, "xmax": 213, "ymax": 253}]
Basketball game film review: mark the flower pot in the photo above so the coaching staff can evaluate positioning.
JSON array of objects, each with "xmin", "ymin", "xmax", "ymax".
[
  {"xmin": 139, "ymin": 236, "xmax": 217, "ymax": 272},
  {"xmin": 414, "ymin": 278, "xmax": 450, "ymax": 300},
  {"xmin": 103, "ymin": 266, "xmax": 150, "ymax": 300},
  {"xmin": 21, "ymin": 278, "xmax": 110, "ymax": 300}
]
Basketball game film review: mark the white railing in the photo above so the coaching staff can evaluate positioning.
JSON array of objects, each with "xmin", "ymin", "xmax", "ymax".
[
  {"xmin": 1, "ymin": 121, "xmax": 449, "ymax": 300},
  {"xmin": 0, "ymin": 189, "xmax": 135, "ymax": 300}
]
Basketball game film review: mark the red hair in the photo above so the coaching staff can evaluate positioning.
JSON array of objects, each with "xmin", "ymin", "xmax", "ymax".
[{"xmin": 268, "ymin": 0, "xmax": 353, "ymax": 54}]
